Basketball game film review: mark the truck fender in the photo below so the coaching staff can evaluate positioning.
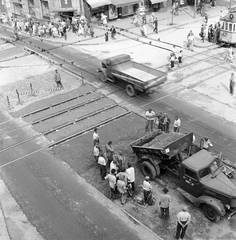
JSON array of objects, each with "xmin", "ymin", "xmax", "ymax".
[
  {"xmin": 141, "ymin": 155, "xmax": 162, "ymax": 166},
  {"xmin": 195, "ymin": 196, "xmax": 226, "ymax": 217}
]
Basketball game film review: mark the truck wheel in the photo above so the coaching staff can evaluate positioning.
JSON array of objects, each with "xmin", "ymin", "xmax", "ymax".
[
  {"xmin": 99, "ymin": 72, "xmax": 107, "ymax": 82},
  {"xmin": 203, "ymin": 204, "xmax": 220, "ymax": 222},
  {"xmin": 141, "ymin": 161, "xmax": 156, "ymax": 180},
  {"xmin": 125, "ymin": 84, "xmax": 136, "ymax": 97}
]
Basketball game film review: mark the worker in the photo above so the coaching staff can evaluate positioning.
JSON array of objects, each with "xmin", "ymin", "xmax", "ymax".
[
  {"xmin": 142, "ymin": 176, "xmax": 152, "ymax": 204},
  {"xmin": 202, "ymin": 137, "xmax": 213, "ymax": 151},
  {"xmin": 159, "ymin": 187, "xmax": 171, "ymax": 219},
  {"xmin": 145, "ymin": 108, "xmax": 156, "ymax": 132},
  {"xmin": 93, "ymin": 127, "xmax": 99, "ymax": 146}
]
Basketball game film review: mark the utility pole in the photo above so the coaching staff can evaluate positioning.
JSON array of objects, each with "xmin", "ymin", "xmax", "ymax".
[
  {"xmin": 194, "ymin": 0, "xmax": 197, "ymax": 18},
  {"xmin": 229, "ymin": 0, "xmax": 232, "ymax": 9}
]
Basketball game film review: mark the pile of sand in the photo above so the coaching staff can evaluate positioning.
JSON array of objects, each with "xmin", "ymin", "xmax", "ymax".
[{"xmin": 143, "ymin": 132, "xmax": 184, "ymax": 149}]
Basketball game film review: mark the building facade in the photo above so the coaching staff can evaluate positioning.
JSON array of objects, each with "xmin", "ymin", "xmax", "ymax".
[{"xmin": 5, "ymin": 0, "xmax": 84, "ymax": 20}]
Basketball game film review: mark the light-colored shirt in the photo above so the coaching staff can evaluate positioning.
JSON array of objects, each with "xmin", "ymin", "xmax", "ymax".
[
  {"xmin": 146, "ymin": 111, "xmax": 156, "ymax": 121},
  {"xmin": 98, "ymin": 156, "xmax": 106, "ymax": 166},
  {"xmin": 93, "ymin": 146, "xmax": 99, "ymax": 156},
  {"xmin": 117, "ymin": 180, "xmax": 126, "ymax": 194},
  {"xmin": 126, "ymin": 167, "xmax": 135, "ymax": 182},
  {"xmin": 54, "ymin": 72, "xmax": 61, "ymax": 82},
  {"xmin": 105, "ymin": 174, "xmax": 116, "ymax": 189},
  {"xmin": 143, "ymin": 180, "xmax": 152, "ymax": 191},
  {"xmin": 177, "ymin": 211, "xmax": 191, "ymax": 222},
  {"xmin": 116, "ymin": 172, "xmax": 128, "ymax": 185},
  {"xmin": 173, "ymin": 119, "xmax": 181, "ymax": 128},
  {"xmin": 110, "ymin": 161, "xmax": 118, "ymax": 173},
  {"xmin": 203, "ymin": 139, "xmax": 213, "ymax": 149},
  {"xmin": 93, "ymin": 132, "xmax": 99, "ymax": 140},
  {"xmin": 159, "ymin": 194, "xmax": 171, "ymax": 208}
]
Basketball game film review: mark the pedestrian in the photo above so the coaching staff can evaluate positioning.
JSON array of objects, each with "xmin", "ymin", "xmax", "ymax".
[
  {"xmin": 145, "ymin": 108, "xmax": 156, "ymax": 132},
  {"xmin": 110, "ymin": 25, "xmax": 116, "ymax": 39},
  {"xmin": 187, "ymin": 30, "xmax": 194, "ymax": 51},
  {"xmin": 105, "ymin": 31, "xmax": 109, "ymax": 42},
  {"xmin": 153, "ymin": 17, "xmax": 158, "ymax": 34},
  {"xmin": 116, "ymin": 151, "xmax": 125, "ymax": 170},
  {"xmin": 89, "ymin": 23, "xmax": 94, "ymax": 38},
  {"xmin": 98, "ymin": 153, "xmax": 107, "ymax": 180},
  {"xmin": 220, "ymin": 10, "xmax": 223, "ymax": 20},
  {"xmin": 208, "ymin": 24, "xmax": 213, "ymax": 42},
  {"xmin": 54, "ymin": 69, "xmax": 63, "ymax": 88},
  {"xmin": 175, "ymin": 206, "xmax": 191, "ymax": 240},
  {"xmin": 170, "ymin": 53, "xmax": 175, "ymax": 70},
  {"xmin": 229, "ymin": 73, "xmax": 235, "ymax": 95},
  {"xmin": 105, "ymin": 141, "xmax": 114, "ymax": 166},
  {"xmin": 110, "ymin": 158, "xmax": 119, "ymax": 174},
  {"xmin": 117, "ymin": 176, "xmax": 127, "ymax": 205},
  {"xmin": 204, "ymin": 14, "xmax": 208, "ymax": 24},
  {"xmin": 142, "ymin": 176, "xmax": 152, "ymax": 204},
  {"xmin": 105, "ymin": 169, "xmax": 117, "ymax": 199},
  {"xmin": 173, "ymin": 116, "xmax": 181, "ymax": 132},
  {"xmin": 201, "ymin": 137, "xmax": 213, "ymax": 151},
  {"xmin": 101, "ymin": 13, "xmax": 108, "ymax": 27},
  {"xmin": 63, "ymin": 25, "xmax": 67, "ymax": 40},
  {"xmin": 116, "ymin": 169, "xmax": 129, "ymax": 186},
  {"xmin": 93, "ymin": 143, "xmax": 100, "ymax": 163},
  {"xmin": 126, "ymin": 162, "xmax": 135, "ymax": 191},
  {"xmin": 159, "ymin": 187, "xmax": 171, "ymax": 219},
  {"xmin": 178, "ymin": 50, "xmax": 183, "ymax": 67},
  {"xmin": 200, "ymin": 24, "xmax": 205, "ymax": 42},
  {"xmin": 93, "ymin": 127, "xmax": 99, "ymax": 146},
  {"xmin": 160, "ymin": 113, "xmax": 171, "ymax": 132}
]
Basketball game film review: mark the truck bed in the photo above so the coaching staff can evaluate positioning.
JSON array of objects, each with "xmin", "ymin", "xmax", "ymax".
[
  {"xmin": 112, "ymin": 61, "xmax": 166, "ymax": 84},
  {"xmin": 130, "ymin": 131, "xmax": 194, "ymax": 158}
]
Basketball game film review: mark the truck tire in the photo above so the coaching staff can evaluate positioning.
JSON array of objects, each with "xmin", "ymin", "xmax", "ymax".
[
  {"xmin": 99, "ymin": 72, "xmax": 107, "ymax": 82},
  {"xmin": 203, "ymin": 204, "xmax": 220, "ymax": 222},
  {"xmin": 141, "ymin": 161, "xmax": 157, "ymax": 180},
  {"xmin": 125, "ymin": 84, "xmax": 136, "ymax": 97}
]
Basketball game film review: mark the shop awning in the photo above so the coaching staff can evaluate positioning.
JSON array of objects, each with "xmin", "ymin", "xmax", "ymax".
[
  {"xmin": 51, "ymin": 8, "xmax": 76, "ymax": 12},
  {"xmin": 86, "ymin": 0, "xmax": 112, "ymax": 9},
  {"xmin": 150, "ymin": 0, "xmax": 167, "ymax": 4},
  {"xmin": 110, "ymin": 0, "xmax": 139, "ymax": 7}
]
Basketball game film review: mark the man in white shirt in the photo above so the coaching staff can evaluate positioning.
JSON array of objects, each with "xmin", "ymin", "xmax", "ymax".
[
  {"xmin": 105, "ymin": 169, "xmax": 116, "ymax": 199},
  {"xmin": 145, "ymin": 108, "xmax": 156, "ymax": 132},
  {"xmin": 126, "ymin": 162, "xmax": 135, "ymax": 191},
  {"xmin": 175, "ymin": 206, "xmax": 191, "ymax": 240},
  {"xmin": 117, "ymin": 177, "xmax": 127, "ymax": 205},
  {"xmin": 202, "ymin": 137, "xmax": 213, "ymax": 151},
  {"xmin": 142, "ymin": 176, "xmax": 152, "ymax": 204},
  {"xmin": 98, "ymin": 154, "xmax": 106, "ymax": 180},
  {"xmin": 110, "ymin": 159, "xmax": 118, "ymax": 174},
  {"xmin": 93, "ymin": 143, "xmax": 100, "ymax": 163},
  {"xmin": 173, "ymin": 116, "xmax": 181, "ymax": 132},
  {"xmin": 93, "ymin": 127, "xmax": 99, "ymax": 146}
]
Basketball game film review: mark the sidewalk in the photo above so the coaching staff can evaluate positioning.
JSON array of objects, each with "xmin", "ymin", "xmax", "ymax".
[{"xmin": 37, "ymin": 5, "xmax": 225, "ymax": 47}]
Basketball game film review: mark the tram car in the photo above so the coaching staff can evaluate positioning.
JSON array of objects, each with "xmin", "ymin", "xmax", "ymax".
[{"xmin": 219, "ymin": 7, "xmax": 236, "ymax": 46}]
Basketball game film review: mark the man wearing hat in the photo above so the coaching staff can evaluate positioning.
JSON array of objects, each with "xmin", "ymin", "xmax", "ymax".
[
  {"xmin": 142, "ymin": 176, "xmax": 152, "ymax": 204},
  {"xmin": 175, "ymin": 206, "xmax": 191, "ymax": 239},
  {"xmin": 159, "ymin": 187, "xmax": 171, "ymax": 219}
]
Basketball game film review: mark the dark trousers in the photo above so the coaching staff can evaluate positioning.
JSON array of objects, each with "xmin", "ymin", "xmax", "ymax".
[
  {"xmin": 99, "ymin": 165, "xmax": 106, "ymax": 180},
  {"xmin": 93, "ymin": 139, "xmax": 99, "ymax": 146},
  {"xmin": 56, "ymin": 81, "xmax": 63, "ymax": 88},
  {"xmin": 143, "ymin": 190, "xmax": 151, "ymax": 203},
  {"xmin": 153, "ymin": 25, "xmax": 158, "ymax": 33},
  {"xmin": 160, "ymin": 207, "xmax": 169, "ymax": 219},
  {"xmin": 145, "ymin": 120, "xmax": 154, "ymax": 132},
  {"xmin": 175, "ymin": 221, "xmax": 188, "ymax": 239},
  {"xmin": 230, "ymin": 84, "xmax": 234, "ymax": 95},
  {"xmin": 174, "ymin": 127, "xmax": 179, "ymax": 132},
  {"xmin": 130, "ymin": 181, "xmax": 135, "ymax": 191}
]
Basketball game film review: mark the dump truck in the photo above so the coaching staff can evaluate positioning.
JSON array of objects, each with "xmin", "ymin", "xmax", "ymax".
[
  {"xmin": 130, "ymin": 130, "xmax": 236, "ymax": 222},
  {"xmin": 97, "ymin": 54, "xmax": 167, "ymax": 97}
]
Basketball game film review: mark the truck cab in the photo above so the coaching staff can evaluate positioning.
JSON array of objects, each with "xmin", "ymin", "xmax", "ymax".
[{"xmin": 179, "ymin": 150, "xmax": 236, "ymax": 222}]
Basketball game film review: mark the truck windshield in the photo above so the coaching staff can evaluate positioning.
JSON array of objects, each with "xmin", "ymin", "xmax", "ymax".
[{"xmin": 199, "ymin": 168, "xmax": 211, "ymax": 178}]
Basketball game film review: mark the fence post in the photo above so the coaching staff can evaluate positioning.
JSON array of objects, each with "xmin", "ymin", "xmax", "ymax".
[
  {"xmin": 16, "ymin": 89, "xmax": 23, "ymax": 105},
  {"xmin": 30, "ymin": 83, "xmax": 36, "ymax": 96},
  {"xmin": 6, "ymin": 96, "xmax": 13, "ymax": 109}
]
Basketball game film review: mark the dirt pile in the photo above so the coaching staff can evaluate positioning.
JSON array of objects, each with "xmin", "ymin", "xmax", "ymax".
[{"xmin": 143, "ymin": 132, "xmax": 184, "ymax": 149}]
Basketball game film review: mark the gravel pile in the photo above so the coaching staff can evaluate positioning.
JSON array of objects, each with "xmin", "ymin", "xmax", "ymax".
[{"xmin": 143, "ymin": 132, "xmax": 184, "ymax": 149}]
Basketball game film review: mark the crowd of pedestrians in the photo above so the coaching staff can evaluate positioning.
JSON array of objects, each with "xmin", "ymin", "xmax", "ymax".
[{"xmin": 9, "ymin": 15, "xmax": 95, "ymax": 41}]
